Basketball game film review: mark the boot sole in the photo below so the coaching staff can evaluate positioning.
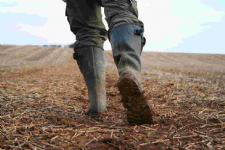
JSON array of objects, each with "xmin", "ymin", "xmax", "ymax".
[{"xmin": 117, "ymin": 74, "xmax": 153, "ymax": 125}]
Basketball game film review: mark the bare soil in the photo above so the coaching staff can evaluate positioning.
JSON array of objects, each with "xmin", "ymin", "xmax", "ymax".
[{"xmin": 0, "ymin": 45, "xmax": 225, "ymax": 150}]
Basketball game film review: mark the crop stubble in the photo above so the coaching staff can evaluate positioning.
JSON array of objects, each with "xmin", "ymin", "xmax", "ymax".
[{"xmin": 0, "ymin": 45, "xmax": 224, "ymax": 150}]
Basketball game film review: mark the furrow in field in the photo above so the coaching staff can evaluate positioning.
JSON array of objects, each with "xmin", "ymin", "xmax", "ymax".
[
  {"xmin": 0, "ymin": 45, "xmax": 15, "ymax": 51},
  {"xmin": 39, "ymin": 48, "xmax": 73, "ymax": 66},
  {"xmin": 24, "ymin": 47, "xmax": 58, "ymax": 62},
  {"xmin": 4, "ymin": 46, "xmax": 40, "ymax": 61},
  {"xmin": 0, "ymin": 47, "xmax": 48, "ymax": 67},
  {"xmin": 141, "ymin": 52, "xmax": 225, "ymax": 73}
]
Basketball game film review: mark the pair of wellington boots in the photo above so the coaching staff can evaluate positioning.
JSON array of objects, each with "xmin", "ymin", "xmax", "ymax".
[{"xmin": 74, "ymin": 24, "xmax": 153, "ymax": 125}]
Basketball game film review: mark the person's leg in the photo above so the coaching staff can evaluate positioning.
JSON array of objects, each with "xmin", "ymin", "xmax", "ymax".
[
  {"xmin": 66, "ymin": 0, "xmax": 107, "ymax": 49},
  {"xmin": 101, "ymin": 0, "xmax": 153, "ymax": 124},
  {"xmin": 65, "ymin": 0, "xmax": 108, "ymax": 115}
]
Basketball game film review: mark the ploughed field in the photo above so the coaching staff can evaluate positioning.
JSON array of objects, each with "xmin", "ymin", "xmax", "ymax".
[{"xmin": 0, "ymin": 45, "xmax": 225, "ymax": 150}]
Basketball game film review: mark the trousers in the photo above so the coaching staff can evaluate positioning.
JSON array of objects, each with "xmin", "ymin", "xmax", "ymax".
[{"xmin": 65, "ymin": 0, "xmax": 144, "ymax": 49}]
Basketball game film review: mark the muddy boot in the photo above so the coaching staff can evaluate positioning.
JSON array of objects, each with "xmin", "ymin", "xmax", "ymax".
[
  {"xmin": 74, "ymin": 46, "xmax": 107, "ymax": 116},
  {"xmin": 110, "ymin": 24, "xmax": 153, "ymax": 125}
]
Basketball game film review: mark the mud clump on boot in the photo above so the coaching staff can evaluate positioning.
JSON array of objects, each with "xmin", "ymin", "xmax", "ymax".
[
  {"xmin": 117, "ymin": 74, "xmax": 154, "ymax": 125},
  {"xmin": 124, "ymin": 93, "xmax": 154, "ymax": 125}
]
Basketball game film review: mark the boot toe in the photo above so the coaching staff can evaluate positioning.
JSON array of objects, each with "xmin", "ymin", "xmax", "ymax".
[{"xmin": 118, "ymin": 74, "xmax": 154, "ymax": 125}]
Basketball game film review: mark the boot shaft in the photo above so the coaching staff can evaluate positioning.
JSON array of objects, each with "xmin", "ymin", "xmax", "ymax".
[
  {"xmin": 74, "ymin": 46, "xmax": 107, "ymax": 114},
  {"xmin": 110, "ymin": 24, "xmax": 145, "ymax": 82}
]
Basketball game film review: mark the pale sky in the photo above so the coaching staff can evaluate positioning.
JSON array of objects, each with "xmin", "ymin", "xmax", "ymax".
[{"xmin": 0, "ymin": 0, "xmax": 225, "ymax": 54}]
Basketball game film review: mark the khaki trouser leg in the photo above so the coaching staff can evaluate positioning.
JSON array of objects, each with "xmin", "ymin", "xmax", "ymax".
[{"xmin": 66, "ymin": 0, "xmax": 108, "ymax": 49}]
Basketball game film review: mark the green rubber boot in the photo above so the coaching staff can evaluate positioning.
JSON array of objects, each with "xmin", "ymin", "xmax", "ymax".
[
  {"xmin": 110, "ymin": 24, "xmax": 153, "ymax": 125},
  {"xmin": 74, "ymin": 46, "xmax": 107, "ymax": 116}
]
